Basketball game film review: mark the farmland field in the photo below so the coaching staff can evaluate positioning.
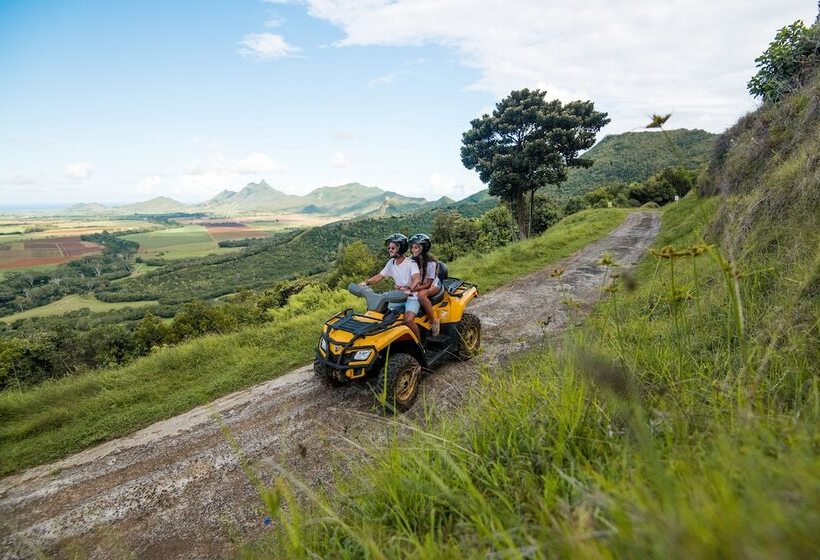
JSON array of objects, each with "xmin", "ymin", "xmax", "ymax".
[
  {"xmin": 122, "ymin": 225, "xmax": 242, "ymax": 259},
  {"xmin": 0, "ymin": 294, "xmax": 159, "ymax": 323},
  {"xmin": 0, "ymin": 217, "xmax": 160, "ymax": 273},
  {"xmin": 0, "ymin": 236, "xmax": 103, "ymax": 269},
  {"xmin": 0, "ymin": 217, "xmax": 158, "ymax": 242},
  {"xmin": 200, "ymin": 221, "xmax": 271, "ymax": 242}
]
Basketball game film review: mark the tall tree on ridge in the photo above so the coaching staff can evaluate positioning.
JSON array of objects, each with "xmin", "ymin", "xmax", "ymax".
[{"xmin": 461, "ymin": 88, "xmax": 609, "ymax": 238}]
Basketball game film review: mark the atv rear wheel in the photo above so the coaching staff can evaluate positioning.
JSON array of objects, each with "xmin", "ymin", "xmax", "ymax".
[
  {"xmin": 455, "ymin": 312, "xmax": 481, "ymax": 360},
  {"xmin": 374, "ymin": 352, "xmax": 421, "ymax": 413}
]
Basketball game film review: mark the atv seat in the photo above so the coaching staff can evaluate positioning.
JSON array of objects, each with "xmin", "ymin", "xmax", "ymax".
[{"xmin": 348, "ymin": 283, "xmax": 408, "ymax": 314}]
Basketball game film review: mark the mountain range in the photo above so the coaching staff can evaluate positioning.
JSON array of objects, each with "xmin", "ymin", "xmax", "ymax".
[
  {"xmin": 64, "ymin": 129, "xmax": 716, "ymax": 218},
  {"xmin": 65, "ymin": 182, "xmax": 452, "ymax": 218}
]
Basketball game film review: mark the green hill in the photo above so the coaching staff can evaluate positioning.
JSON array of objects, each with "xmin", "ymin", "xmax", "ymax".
[
  {"xmin": 116, "ymin": 196, "xmax": 189, "ymax": 214},
  {"xmin": 553, "ymin": 128, "xmax": 717, "ymax": 196}
]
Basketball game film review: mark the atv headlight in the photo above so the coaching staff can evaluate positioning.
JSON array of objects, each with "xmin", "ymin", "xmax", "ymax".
[
  {"xmin": 352, "ymin": 349, "xmax": 372, "ymax": 361},
  {"xmin": 319, "ymin": 337, "xmax": 328, "ymax": 352}
]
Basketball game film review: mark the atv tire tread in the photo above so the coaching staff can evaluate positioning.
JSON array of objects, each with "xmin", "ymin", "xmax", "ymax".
[
  {"xmin": 455, "ymin": 312, "xmax": 481, "ymax": 360},
  {"xmin": 374, "ymin": 352, "xmax": 421, "ymax": 413}
]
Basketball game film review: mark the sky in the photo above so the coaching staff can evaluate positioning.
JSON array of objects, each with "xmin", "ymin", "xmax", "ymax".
[{"xmin": 0, "ymin": 0, "xmax": 817, "ymax": 207}]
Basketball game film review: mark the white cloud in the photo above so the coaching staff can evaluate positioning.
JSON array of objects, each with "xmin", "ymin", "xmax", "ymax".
[
  {"xmin": 0, "ymin": 173, "xmax": 40, "ymax": 185},
  {"xmin": 331, "ymin": 152, "xmax": 350, "ymax": 167},
  {"xmin": 169, "ymin": 151, "xmax": 288, "ymax": 201},
  {"xmin": 136, "ymin": 176, "xmax": 162, "ymax": 195},
  {"xmin": 238, "ymin": 33, "xmax": 300, "ymax": 59},
  {"xmin": 304, "ymin": 0, "xmax": 817, "ymax": 133},
  {"xmin": 367, "ymin": 72, "xmax": 397, "ymax": 87},
  {"xmin": 65, "ymin": 162, "xmax": 93, "ymax": 179},
  {"xmin": 429, "ymin": 173, "xmax": 454, "ymax": 190},
  {"xmin": 232, "ymin": 152, "xmax": 286, "ymax": 173},
  {"xmin": 331, "ymin": 130, "xmax": 358, "ymax": 141}
]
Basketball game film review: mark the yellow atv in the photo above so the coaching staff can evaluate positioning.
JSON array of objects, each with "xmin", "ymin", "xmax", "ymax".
[{"xmin": 314, "ymin": 265, "xmax": 480, "ymax": 411}]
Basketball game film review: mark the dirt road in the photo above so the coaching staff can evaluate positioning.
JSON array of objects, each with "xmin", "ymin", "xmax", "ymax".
[{"xmin": 0, "ymin": 212, "xmax": 660, "ymax": 559}]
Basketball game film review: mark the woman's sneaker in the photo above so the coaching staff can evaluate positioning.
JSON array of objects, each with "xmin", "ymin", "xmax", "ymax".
[{"xmin": 431, "ymin": 320, "xmax": 440, "ymax": 337}]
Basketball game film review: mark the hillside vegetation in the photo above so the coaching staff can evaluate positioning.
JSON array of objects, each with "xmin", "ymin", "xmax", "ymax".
[
  {"xmin": 244, "ymin": 72, "xmax": 819, "ymax": 558},
  {"xmin": 556, "ymin": 128, "xmax": 716, "ymax": 196}
]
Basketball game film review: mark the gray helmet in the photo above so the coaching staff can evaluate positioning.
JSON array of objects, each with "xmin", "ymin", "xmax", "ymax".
[
  {"xmin": 408, "ymin": 233, "xmax": 432, "ymax": 255},
  {"xmin": 384, "ymin": 233, "xmax": 409, "ymax": 255}
]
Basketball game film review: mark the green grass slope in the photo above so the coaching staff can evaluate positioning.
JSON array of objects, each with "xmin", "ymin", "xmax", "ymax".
[
  {"xmin": 0, "ymin": 208, "xmax": 628, "ymax": 476},
  {"xmin": 244, "ymin": 75, "xmax": 819, "ymax": 558},
  {"xmin": 555, "ymin": 128, "xmax": 716, "ymax": 197}
]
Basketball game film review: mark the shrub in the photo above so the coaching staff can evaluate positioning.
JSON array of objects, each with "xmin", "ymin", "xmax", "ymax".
[{"xmin": 748, "ymin": 19, "xmax": 820, "ymax": 102}]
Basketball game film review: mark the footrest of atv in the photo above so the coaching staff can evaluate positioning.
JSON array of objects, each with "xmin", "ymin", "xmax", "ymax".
[{"xmin": 425, "ymin": 334, "xmax": 451, "ymax": 344}]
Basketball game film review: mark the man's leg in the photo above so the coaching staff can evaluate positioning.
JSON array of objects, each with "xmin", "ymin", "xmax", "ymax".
[{"xmin": 404, "ymin": 311, "xmax": 421, "ymax": 340}]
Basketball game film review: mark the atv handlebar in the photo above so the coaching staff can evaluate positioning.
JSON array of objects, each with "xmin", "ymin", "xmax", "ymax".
[{"xmin": 348, "ymin": 283, "xmax": 408, "ymax": 313}]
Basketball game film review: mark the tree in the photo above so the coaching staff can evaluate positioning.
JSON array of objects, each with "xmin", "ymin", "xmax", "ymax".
[
  {"xmin": 461, "ymin": 88, "xmax": 609, "ymax": 238},
  {"xmin": 475, "ymin": 205, "xmax": 516, "ymax": 252},
  {"xmin": 530, "ymin": 193, "xmax": 563, "ymax": 235},
  {"xmin": 747, "ymin": 19, "xmax": 820, "ymax": 102},
  {"xmin": 327, "ymin": 241, "xmax": 379, "ymax": 288}
]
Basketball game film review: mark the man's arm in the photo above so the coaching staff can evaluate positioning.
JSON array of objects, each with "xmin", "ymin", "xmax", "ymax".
[{"xmin": 361, "ymin": 273, "xmax": 384, "ymax": 287}]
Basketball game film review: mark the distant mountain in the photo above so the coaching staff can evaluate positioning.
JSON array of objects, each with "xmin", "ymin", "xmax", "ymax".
[
  {"xmin": 116, "ymin": 196, "xmax": 189, "ymax": 214},
  {"xmin": 196, "ymin": 181, "xmax": 430, "ymax": 217},
  {"xmin": 64, "ymin": 202, "xmax": 110, "ymax": 213},
  {"xmin": 553, "ymin": 128, "xmax": 717, "ymax": 197},
  {"xmin": 196, "ymin": 180, "xmax": 302, "ymax": 213},
  {"xmin": 405, "ymin": 193, "xmax": 496, "ymax": 218}
]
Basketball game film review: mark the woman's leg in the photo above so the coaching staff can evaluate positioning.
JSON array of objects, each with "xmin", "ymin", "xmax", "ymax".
[{"xmin": 418, "ymin": 289, "xmax": 440, "ymax": 335}]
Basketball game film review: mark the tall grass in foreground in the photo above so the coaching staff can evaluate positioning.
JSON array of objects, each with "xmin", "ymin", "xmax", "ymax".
[
  {"xmin": 242, "ymin": 193, "xmax": 819, "ymax": 558},
  {"xmin": 0, "ymin": 209, "xmax": 627, "ymax": 476}
]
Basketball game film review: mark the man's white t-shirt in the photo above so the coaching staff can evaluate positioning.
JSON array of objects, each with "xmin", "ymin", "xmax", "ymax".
[{"xmin": 380, "ymin": 257, "xmax": 419, "ymax": 288}]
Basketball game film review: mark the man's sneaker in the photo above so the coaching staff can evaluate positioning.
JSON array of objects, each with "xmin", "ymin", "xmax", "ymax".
[{"xmin": 431, "ymin": 320, "xmax": 440, "ymax": 337}]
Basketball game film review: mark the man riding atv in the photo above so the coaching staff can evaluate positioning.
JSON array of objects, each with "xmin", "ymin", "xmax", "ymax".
[
  {"xmin": 314, "ymin": 233, "xmax": 481, "ymax": 411},
  {"xmin": 360, "ymin": 233, "xmax": 422, "ymax": 340}
]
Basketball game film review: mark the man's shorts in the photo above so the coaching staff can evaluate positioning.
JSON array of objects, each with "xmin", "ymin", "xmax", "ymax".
[{"xmin": 388, "ymin": 296, "xmax": 421, "ymax": 315}]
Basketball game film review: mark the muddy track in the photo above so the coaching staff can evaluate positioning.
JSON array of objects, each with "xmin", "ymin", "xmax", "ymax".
[{"xmin": 0, "ymin": 212, "xmax": 660, "ymax": 559}]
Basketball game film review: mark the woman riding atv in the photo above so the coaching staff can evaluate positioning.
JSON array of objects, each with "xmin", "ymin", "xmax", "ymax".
[{"xmin": 408, "ymin": 233, "xmax": 443, "ymax": 336}]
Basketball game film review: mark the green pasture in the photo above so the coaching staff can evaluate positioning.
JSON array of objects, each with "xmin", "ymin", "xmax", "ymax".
[
  {"xmin": 123, "ymin": 225, "xmax": 241, "ymax": 259},
  {"xmin": 0, "ymin": 294, "xmax": 159, "ymax": 323}
]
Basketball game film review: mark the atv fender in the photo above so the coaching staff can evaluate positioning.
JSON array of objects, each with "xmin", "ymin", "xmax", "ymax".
[
  {"xmin": 441, "ymin": 285, "xmax": 479, "ymax": 323},
  {"xmin": 384, "ymin": 338, "xmax": 427, "ymax": 369}
]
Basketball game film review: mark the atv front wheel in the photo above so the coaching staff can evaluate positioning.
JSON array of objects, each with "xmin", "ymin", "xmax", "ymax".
[
  {"xmin": 314, "ymin": 360, "xmax": 344, "ymax": 387},
  {"xmin": 374, "ymin": 352, "xmax": 421, "ymax": 412},
  {"xmin": 456, "ymin": 312, "xmax": 481, "ymax": 360}
]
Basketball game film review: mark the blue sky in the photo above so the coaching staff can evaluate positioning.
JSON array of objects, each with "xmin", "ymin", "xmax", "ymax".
[{"xmin": 1, "ymin": 0, "xmax": 817, "ymax": 206}]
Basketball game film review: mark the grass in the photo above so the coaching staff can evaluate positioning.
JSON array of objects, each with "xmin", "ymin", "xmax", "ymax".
[
  {"xmin": 0, "ymin": 209, "xmax": 630, "ymax": 476},
  {"xmin": 0, "ymin": 294, "xmax": 160, "ymax": 323},
  {"xmin": 122, "ymin": 225, "xmax": 242, "ymax": 259},
  {"xmin": 450, "ymin": 208, "xmax": 631, "ymax": 291},
  {"xmin": 0, "ymin": 286, "xmax": 360, "ymax": 476},
  {"xmin": 241, "ymin": 192, "xmax": 819, "ymax": 559}
]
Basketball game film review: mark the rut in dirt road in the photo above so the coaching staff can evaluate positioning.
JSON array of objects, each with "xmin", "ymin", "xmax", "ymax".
[{"xmin": 0, "ymin": 211, "xmax": 660, "ymax": 560}]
